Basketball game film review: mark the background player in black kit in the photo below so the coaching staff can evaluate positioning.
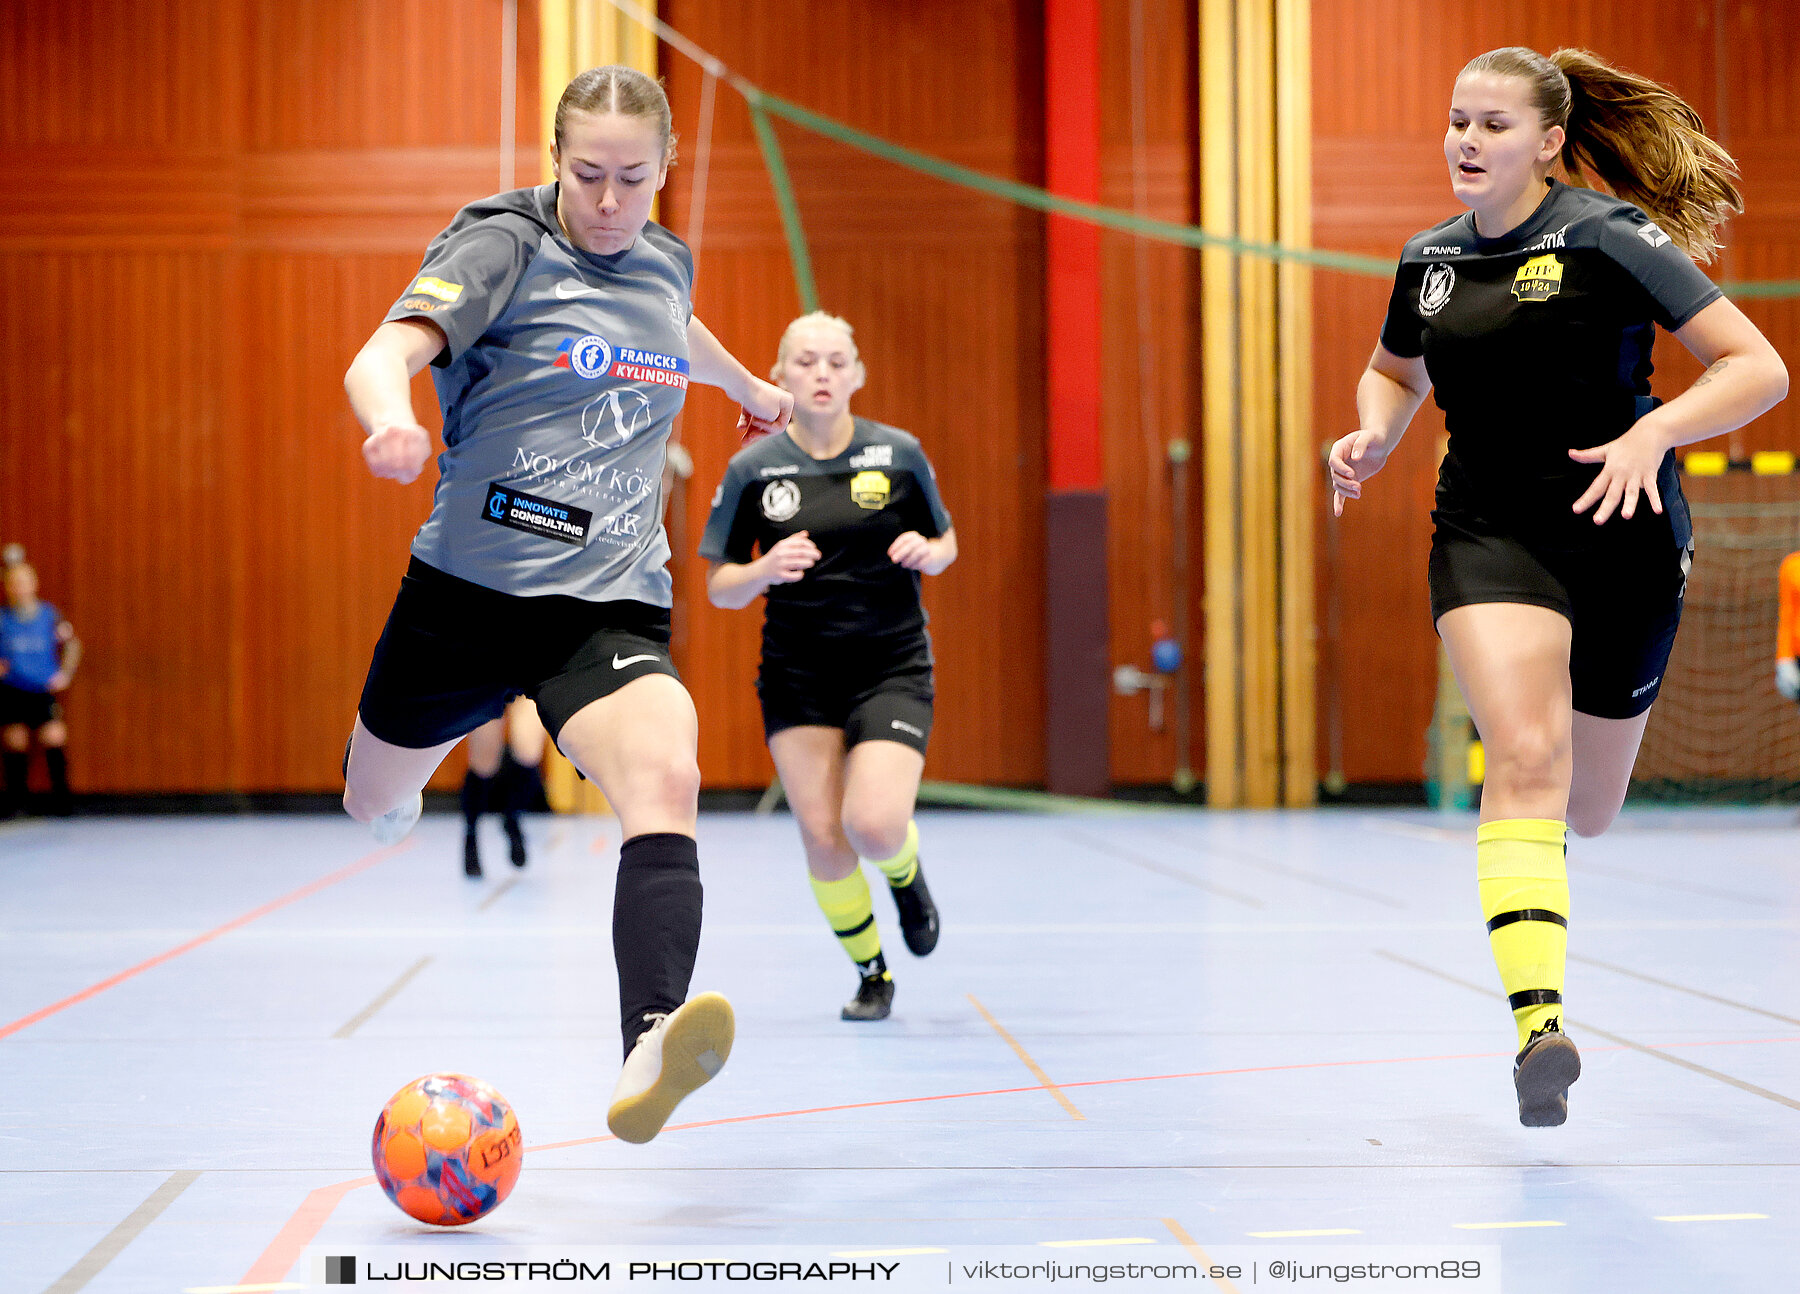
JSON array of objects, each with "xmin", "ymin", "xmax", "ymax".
[
  {"xmin": 701, "ymin": 313, "xmax": 957, "ymax": 1021},
  {"xmin": 1329, "ymin": 47, "xmax": 1787, "ymax": 1127},
  {"xmin": 342, "ymin": 67, "xmax": 794, "ymax": 1144}
]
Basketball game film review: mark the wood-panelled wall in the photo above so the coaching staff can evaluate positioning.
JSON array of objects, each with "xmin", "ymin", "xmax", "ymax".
[
  {"xmin": 3, "ymin": 1, "xmax": 1792, "ymax": 792},
  {"xmin": 0, "ymin": 0, "xmax": 541, "ymax": 793},
  {"xmin": 1311, "ymin": 0, "xmax": 1800, "ymax": 783}
]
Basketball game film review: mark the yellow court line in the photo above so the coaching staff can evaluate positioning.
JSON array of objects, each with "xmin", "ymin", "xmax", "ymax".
[
  {"xmin": 1040, "ymin": 1237, "xmax": 1156, "ymax": 1248},
  {"xmin": 1248, "ymin": 1228, "xmax": 1362, "ymax": 1238},
  {"xmin": 1454, "ymin": 1220, "xmax": 1565, "ymax": 1230},
  {"xmin": 966, "ymin": 993, "xmax": 1085, "ymax": 1120},
  {"xmin": 832, "ymin": 1248, "xmax": 948, "ymax": 1257},
  {"xmin": 1163, "ymin": 1217, "xmax": 1244, "ymax": 1294},
  {"xmin": 1655, "ymin": 1213, "xmax": 1768, "ymax": 1223}
]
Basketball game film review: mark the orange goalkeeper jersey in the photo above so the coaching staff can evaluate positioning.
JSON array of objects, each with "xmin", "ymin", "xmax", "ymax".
[{"xmin": 1781, "ymin": 551, "xmax": 1800, "ymax": 660}]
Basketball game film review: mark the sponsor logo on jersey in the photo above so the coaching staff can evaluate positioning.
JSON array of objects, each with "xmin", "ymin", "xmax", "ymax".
[
  {"xmin": 553, "ymin": 279, "xmax": 599, "ymax": 299},
  {"xmin": 760, "ymin": 464, "xmax": 800, "ymax": 477},
  {"xmin": 1418, "ymin": 263, "xmax": 1455, "ymax": 317},
  {"xmin": 1637, "ymin": 222, "xmax": 1672, "ymax": 249},
  {"xmin": 555, "ymin": 335, "xmax": 614, "ymax": 379},
  {"xmin": 761, "ymin": 479, "xmax": 802, "ymax": 522},
  {"xmin": 1511, "ymin": 254, "xmax": 1565, "ymax": 302},
  {"xmin": 1524, "ymin": 223, "xmax": 1570, "ymax": 252},
  {"xmin": 849, "ymin": 444, "xmax": 894, "ymax": 468},
  {"xmin": 481, "ymin": 482, "xmax": 593, "ymax": 546},
  {"xmin": 850, "ymin": 470, "xmax": 891, "ymax": 510},
  {"xmin": 553, "ymin": 337, "xmax": 689, "ymax": 389},
  {"xmin": 1422, "ymin": 245, "xmax": 1463, "ymax": 256},
  {"xmin": 398, "ymin": 296, "xmax": 448, "ymax": 313},
  {"xmin": 411, "ymin": 276, "xmax": 464, "ymax": 303},
  {"xmin": 581, "ymin": 389, "xmax": 654, "ymax": 450}
]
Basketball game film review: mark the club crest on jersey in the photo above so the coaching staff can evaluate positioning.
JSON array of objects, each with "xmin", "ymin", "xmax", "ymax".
[
  {"xmin": 761, "ymin": 479, "xmax": 801, "ymax": 522},
  {"xmin": 1418, "ymin": 263, "xmax": 1455, "ymax": 317},
  {"xmin": 553, "ymin": 336, "xmax": 689, "ymax": 389},
  {"xmin": 554, "ymin": 335, "xmax": 614, "ymax": 379},
  {"xmin": 850, "ymin": 470, "xmax": 891, "ymax": 510},
  {"xmin": 1512, "ymin": 254, "xmax": 1565, "ymax": 302}
]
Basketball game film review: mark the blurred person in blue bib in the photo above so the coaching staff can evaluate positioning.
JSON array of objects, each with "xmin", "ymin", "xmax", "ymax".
[{"xmin": 1, "ymin": 552, "xmax": 82, "ymax": 817}]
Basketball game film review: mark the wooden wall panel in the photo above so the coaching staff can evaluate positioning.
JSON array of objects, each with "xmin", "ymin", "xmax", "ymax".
[
  {"xmin": 1310, "ymin": 0, "xmax": 1797, "ymax": 784},
  {"xmin": 0, "ymin": 0, "xmax": 530, "ymax": 794}
]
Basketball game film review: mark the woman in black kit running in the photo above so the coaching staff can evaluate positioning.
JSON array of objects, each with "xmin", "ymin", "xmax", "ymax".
[
  {"xmin": 341, "ymin": 66, "xmax": 793, "ymax": 1145},
  {"xmin": 1330, "ymin": 47, "xmax": 1786, "ymax": 1128},
  {"xmin": 701, "ymin": 313, "xmax": 956, "ymax": 1022}
]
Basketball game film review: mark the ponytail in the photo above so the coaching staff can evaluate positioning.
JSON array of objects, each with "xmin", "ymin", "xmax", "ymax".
[
  {"xmin": 1550, "ymin": 49, "xmax": 1740, "ymax": 263},
  {"xmin": 1461, "ymin": 47, "xmax": 1742, "ymax": 263}
]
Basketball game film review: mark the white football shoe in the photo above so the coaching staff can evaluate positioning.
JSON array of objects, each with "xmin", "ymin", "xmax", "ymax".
[
  {"xmin": 369, "ymin": 791, "xmax": 423, "ymax": 846},
  {"xmin": 606, "ymin": 991, "xmax": 735, "ymax": 1144}
]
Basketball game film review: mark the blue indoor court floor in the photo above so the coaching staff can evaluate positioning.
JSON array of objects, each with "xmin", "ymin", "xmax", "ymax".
[{"xmin": 2, "ymin": 807, "xmax": 1796, "ymax": 1293}]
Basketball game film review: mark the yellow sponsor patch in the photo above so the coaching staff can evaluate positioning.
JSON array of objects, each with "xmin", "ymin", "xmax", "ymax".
[
  {"xmin": 411, "ymin": 275, "xmax": 464, "ymax": 303},
  {"xmin": 1511, "ymin": 254, "xmax": 1563, "ymax": 302},
  {"xmin": 850, "ymin": 470, "xmax": 891, "ymax": 510}
]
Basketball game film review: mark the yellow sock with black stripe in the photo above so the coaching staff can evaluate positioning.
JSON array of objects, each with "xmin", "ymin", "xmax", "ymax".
[
  {"xmin": 866, "ymin": 820, "xmax": 920, "ymax": 889},
  {"xmin": 1476, "ymin": 818, "xmax": 1570, "ymax": 1050},
  {"xmin": 809, "ymin": 868, "xmax": 886, "ymax": 970}
]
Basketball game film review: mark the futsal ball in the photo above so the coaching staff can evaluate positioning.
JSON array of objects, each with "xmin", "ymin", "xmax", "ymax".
[{"xmin": 371, "ymin": 1073, "xmax": 523, "ymax": 1226}]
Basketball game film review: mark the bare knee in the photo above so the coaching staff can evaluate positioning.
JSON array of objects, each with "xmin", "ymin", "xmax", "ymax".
[
  {"xmin": 842, "ymin": 807, "xmax": 907, "ymax": 861},
  {"xmin": 1567, "ymin": 781, "xmax": 1627, "ymax": 838},
  {"xmin": 2, "ymin": 725, "xmax": 28, "ymax": 753},
  {"xmin": 1483, "ymin": 723, "xmax": 1570, "ymax": 798},
  {"xmin": 39, "ymin": 721, "xmax": 67, "ymax": 748},
  {"xmin": 633, "ymin": 755, "xmax": 700, "ymax": 818}
]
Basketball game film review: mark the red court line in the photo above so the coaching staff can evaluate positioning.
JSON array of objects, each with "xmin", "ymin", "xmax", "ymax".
[
  {"xmin": 239, "ymin": 1030, "xmax": 1800, "ymax": 1285},
  {"xmin": 0, "ymin": 839, "xmax": 415, "ymax": 1041}
]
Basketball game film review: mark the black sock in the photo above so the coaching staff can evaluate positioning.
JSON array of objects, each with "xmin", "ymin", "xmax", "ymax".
[
  {"xmin": 44, "ymin": 747, "xmax": 68, "ymax": 813},
  {"xmin": 461, "ymin": 770, "xmax": 492, "ymax": 830},
  {"xmin": 2, "ymin": 750, "xmax": 27, "ymax": 814},
  {"xmin": 499, "ymin": 753, "xmax": 543, "ymax": 821},
  {"xmin": 613, "ymin": 832, "xmax": 703, "ymax": 1059}
]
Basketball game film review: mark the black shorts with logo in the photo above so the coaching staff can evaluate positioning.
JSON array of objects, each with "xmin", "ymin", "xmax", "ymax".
[
  {"xmin": 758, "ymin": 636, "xmax": 935, "ymax": 756},
  {"xmin": 359, "ymin": 558, "xmax": 681, "ymax": 749},
  {"xmin": 0, "ymin": 683, "xmax": 61, "ymax": 729},
  {"xmin": 1428, "ymin": 508, "xmax": 1691, "ymax": 720}
]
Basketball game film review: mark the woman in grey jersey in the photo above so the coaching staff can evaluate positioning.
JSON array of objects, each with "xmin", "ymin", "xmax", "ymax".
[
  {"xmin": 340, "ymin": 66, "xmax": 793, "ymax": 1146},
  {"xmin": 1329, "ymin": 47, "xmax": 1786, "ymax": 1128},
  {"xmin": 702, "ymin": 313, "xmax": 957, "ymax": 1022}
]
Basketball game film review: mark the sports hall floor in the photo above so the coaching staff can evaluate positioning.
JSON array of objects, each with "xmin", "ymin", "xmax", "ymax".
[{"xmin": 3, "ymin": 806, "xmax": 1795, "ymax": 1293}]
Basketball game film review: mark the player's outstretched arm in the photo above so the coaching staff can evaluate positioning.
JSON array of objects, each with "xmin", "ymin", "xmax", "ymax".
[
  {"xmin": 687, "ymin": 315, "xmax": 795, "ymax": 437},
  {"xmin": 345, "ymin": 318, "xmax": 445, "ymax": 485},
  {"xmin": 1329, "ymin": 344, "xmax": 1431, "ymax": 517}
]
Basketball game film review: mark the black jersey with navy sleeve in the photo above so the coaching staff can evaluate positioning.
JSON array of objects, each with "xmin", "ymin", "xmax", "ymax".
[
  {"xmin": 699, "ymin": 419, "xmax": 953, "ymax": 664},
  {"xmin": 1381, "ymin": 179, "xmax": 1722, "ymax": 548}
]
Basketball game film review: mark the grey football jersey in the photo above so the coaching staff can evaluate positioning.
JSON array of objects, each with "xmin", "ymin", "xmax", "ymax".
[{"xmin": 384, "ymin": 185, "xmax": 695, "ymax": 605}]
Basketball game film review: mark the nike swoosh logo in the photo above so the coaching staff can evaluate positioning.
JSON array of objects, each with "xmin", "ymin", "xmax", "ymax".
[
  {"xmin": 612, "ymin": 653, "xmax": 659, "ymax": 670},
  {"xmin": 554, "ymin": 280, "xmax": 598, "ymax": 299}
]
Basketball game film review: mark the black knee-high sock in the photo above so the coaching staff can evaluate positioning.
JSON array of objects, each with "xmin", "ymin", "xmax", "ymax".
[
  {"xmin": 499, "ymin": 753, "xmax": 543, "ymax": 820},
  {"xmin": 44, "ymin": 747, "xmax": 69, "ymax": 814},
  {"xmin": 613, "ymin": 832, "xmax": 703, "ymax": 1059},
  {"xmin": 461, "ymin": 769, "xmax": 492, "ymax": 830},
  {"xmin": 2, "ymin": 750, "xmax": 27, "ymax": 814}
]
